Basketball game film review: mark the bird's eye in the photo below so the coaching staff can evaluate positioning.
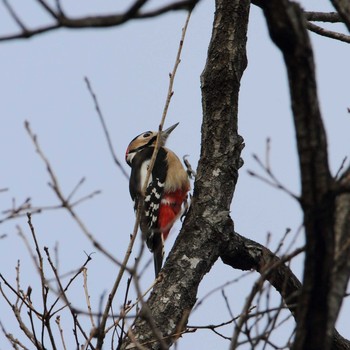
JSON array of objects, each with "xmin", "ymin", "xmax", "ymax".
[{"xmin": 143, "ymin": 132, "xmax": 151, "ymax": 138}]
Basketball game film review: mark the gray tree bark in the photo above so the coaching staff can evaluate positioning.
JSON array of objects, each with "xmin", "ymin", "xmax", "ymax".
[
  {"xmin": 120, "ymin": 0, "xmax": 249, "ymax": 348},
  {"xmin": 120, "ymin": 0, "xmax": 350, "ymax": 349}
]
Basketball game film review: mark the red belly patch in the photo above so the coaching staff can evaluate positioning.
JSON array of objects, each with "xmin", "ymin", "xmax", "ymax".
[{"xmin": 158, "ymin": 190, "xmax": 187, "ymax": 241}]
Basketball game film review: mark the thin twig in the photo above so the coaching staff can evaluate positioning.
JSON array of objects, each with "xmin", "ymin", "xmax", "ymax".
[
  {"xmin": 95, "ymin": 213, "xmax": 141, "ymax": 349},
  {"xmin": 84, "ymin": 77, "xmax": 129, "ymax": 179},
  {"xmin": 82, "ymin": 267, "xmax": 95, "ymax": 328},
  {"xmin": 66, "ymin": 177, "xmax": 86, "ymax": 202},
  {"xmin": 0, "ymin": 187, "xmax": 100, "ymax": 224},
  {"xmin": 229, "ymin": 246, "xmax": 304, "ymax": 349},
  {"xmin": 36, "ymin": 0, "xmax": 58, "ymax": 19},
  {"xmin": 221, "ymin": 289, "xmax": 234, "ymax": 319},
  {"xmin": 0, "ymin": 274, "xmax": 41, "ymax": 317},
  {"xmin": 0, "ymin": 320, "xmax": 29, "ymax": 349},
  {"xmin": 3, "ymin": 0, "xmax": 27, "ymax": 31},
  {"xmin": 44, "ymin": 247, "xmax": 94, "ymax": 349},
  {"xmin": 95, "ymin": 10, "xmax": 192, "ymax": 349},
  {"xmin": 117, "ymin": 276, "xmax": 133, "ymax": 349},
  {"xmin": 120, "ymin": 13, "xmax": 192, "ymax": 348},
  {"xmin": 0, "ymin": 280, "xmax": 44, "ymax": 349},
  {"xmin": 25, "ymin": 213, "xmax": 55, "ymax": 349},
  {"xmin": 183, "ymin": 155, "xmax": 196, "ymax": 178},
  {"xmin": 335, "ymin": 156, "xmax": 348, "ymax": 180},
  {"xmin": 55, "ymin": 316, "xmax": 67, "ymax": 350},
  {"xmin": 53, "ymin": 0, "xmax": 64, "ymax": 16},
  {"xmin": 104, "ymin": 275, "xmax": 160, "ymax": 335},
  {"xmin": 193, "ymin": 271, "xmax": 253, "ymax": 312},
  {"xmin": 249, "ymin": 139, "xmax": 299, "ymax": 200},
  {"xmin": 24, "ymin": 121, "xmax": 124, "ymax": 268}
]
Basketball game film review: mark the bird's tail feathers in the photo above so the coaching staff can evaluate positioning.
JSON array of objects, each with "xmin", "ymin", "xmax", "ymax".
[{"xmin": 152, "ymin": 234, "xmax": 164, "ymax": 277}]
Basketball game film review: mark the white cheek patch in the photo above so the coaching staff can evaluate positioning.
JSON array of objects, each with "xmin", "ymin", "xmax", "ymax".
[
  {"xmin": 140, "ymin": 160, "xmax": 152, "ymax": 187},
  {"xmin": 127, "ymin": 152, "xmax": 136, "ymax": 164}
]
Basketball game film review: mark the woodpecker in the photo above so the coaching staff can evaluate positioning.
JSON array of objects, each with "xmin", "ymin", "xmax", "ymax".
[{"xmin": 125, "ymin": 123, "xmax": 190, "ymax": 276}]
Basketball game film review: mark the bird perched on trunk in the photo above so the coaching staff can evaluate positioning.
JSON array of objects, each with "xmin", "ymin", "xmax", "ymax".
[{"xmin": 125, "ymin": 123, "xmax": 190, "ymax": 276}]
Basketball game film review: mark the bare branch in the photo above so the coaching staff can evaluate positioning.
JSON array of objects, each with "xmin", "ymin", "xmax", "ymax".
[
  {"xmin": 82, "ymin": 268, "xmax": 95, "ymax": 329},
  {"xmin": 229, "ymin": 244, "xmax": 303, "ymax": 349},
  {"xmin": 0, "ymin": 320, "xmax": 29, "ymax": 349},
  {"xmin": 44, "ymin": 247, "xmax": 94, "ymax": 348},
  {"xmin": 183, "ymin": 155, "xmax": 197, "ymax": 178},
  {"xmin": 0, "ymin": 183, "xmax": 100, "ymax": 224},
  {"xmin": 0, "ymin": 23, "xmax": 61, "ymax": 42},
  {"xmin": 55, "ymin": 316, "xmax": 67, "ymax": 350},
  {"xmin": 122, "ymin": 0, "xmax": 149, "ymax": 20},
  {"xmin": 248, "ymin": 139, "xmax": 299, "ymax": 200},
  {"xmin": 331, "ymin": 0, "xmax": 350, "ymax": 31},
  {"xmin": 304, "ymin": 11, "xmax": 342, "ymax": 23},
  {"xmin": 24, "ymin": 121, "xmax": 124, "ymax": 267},
  {"xmin": 307, "ymin": 21, "xmax": 350, "ymax": 43},
  {"xmin": 3, "ymin": 0, "xmax": 27, "ymax": 32},
  {"xmin": 335, "ymin": 157, "xmax": 348, "ymax": 180},
  {"xmin": 53, "ymin": 0, "xmax": 64, "ymax": 17},
  {"xmin": 84, "ymin": 77, "xmax": 129, "ymax": 180},
  {"xmin": 0, "ymin": 0, "xmax": 200, "ymax": 42},
  {"xmin": 0, "ymin": 277, "xmax": 44, "ymax": 349},
  {"xmin": 135, "ymin": 0, "xmax": 199, "ymax": 19}
]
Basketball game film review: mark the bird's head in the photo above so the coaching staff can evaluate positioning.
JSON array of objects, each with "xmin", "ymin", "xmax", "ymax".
[{"xmin": 125, "ymin": 123, "xmax": 179, "ymax": 166}]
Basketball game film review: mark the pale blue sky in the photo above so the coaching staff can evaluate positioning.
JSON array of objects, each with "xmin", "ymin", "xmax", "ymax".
[{"xmin": 1, "ymin": 1, "xmax": 349, "ymax": 349}]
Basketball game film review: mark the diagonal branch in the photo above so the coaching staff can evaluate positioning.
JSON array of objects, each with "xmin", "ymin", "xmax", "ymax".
[
  {"xmin": 3, "ymin": 0, "xmax": 28, "ymax": 32},
  {"xmin": 306, "ymin": 21, "xmax": 350, "ymax": 43},
  {"xmin": 84, "ymin": 77, "xmax": 129, "ymax": 180},
  {"xmin": 220, "ymin": 231, "xmax": 350, "ymax": 350},
  {"xmin": 0, "ymin": 0, "xmax": 200, "ymax": 42},
  {"xmin": 36, "ymin": 0, "xmax": 59, "ymax": 19}
]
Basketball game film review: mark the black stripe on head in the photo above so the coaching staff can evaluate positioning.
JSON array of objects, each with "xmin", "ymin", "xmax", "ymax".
[
  {"xmin": 128, "ymin": 135, "xmax": 157, "ymax": 156},
  {"xmin": 129, "ymin": 131, "xmax": 152, "ymax": 144}
]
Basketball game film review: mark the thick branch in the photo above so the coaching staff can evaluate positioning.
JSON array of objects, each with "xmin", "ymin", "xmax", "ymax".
[
  {"xmin": 120, "ymin": 0, "xmax": 249, "ymax": 348},
  {"xmin": 331, "ymin": 166, "xmax": 350, "ymax": 337},
  {"xmin": 261, "ymin": 1, "xmax": 336, "ymax": 350},
  {"xmin": 220, "ymin": 231, "xmax": 350, "ymax": 350}
]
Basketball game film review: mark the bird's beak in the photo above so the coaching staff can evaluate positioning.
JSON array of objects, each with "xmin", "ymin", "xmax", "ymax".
[{"xmin": 162, "ymin": 123, "xmax": 179, "ymax": 139}]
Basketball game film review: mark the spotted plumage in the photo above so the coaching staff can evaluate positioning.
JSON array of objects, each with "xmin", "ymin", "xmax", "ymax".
[{"xmin": 125, "ymin": 123, "xmax": 190, "ymax": 276}]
